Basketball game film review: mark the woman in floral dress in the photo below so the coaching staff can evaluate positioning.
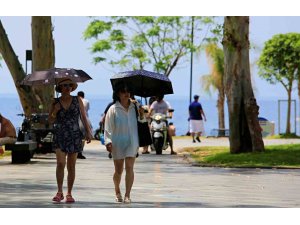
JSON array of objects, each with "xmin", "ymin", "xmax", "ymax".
[{"xmin": 48, "ymin": 78, "xmax": 93, "ymax": 203}]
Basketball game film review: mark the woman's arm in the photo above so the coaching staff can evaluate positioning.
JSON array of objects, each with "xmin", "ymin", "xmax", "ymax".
[
  {"xmin": 48, "ymin": 99, "xmax": 60, "ymax": 124},
  {"xmin": 104, "ymin": 105, "xmax": 115, "ymax": 152}
]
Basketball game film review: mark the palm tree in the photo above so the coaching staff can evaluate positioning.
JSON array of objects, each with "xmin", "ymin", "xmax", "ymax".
[{"xmin": 201, "ymin": 43, "xmax": 225, "ymax": 131}]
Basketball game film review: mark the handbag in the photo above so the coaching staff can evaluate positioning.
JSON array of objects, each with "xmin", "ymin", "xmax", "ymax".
[{"xmin": 134, "ymin": 104, "xmax": 152, "ymax": 147}]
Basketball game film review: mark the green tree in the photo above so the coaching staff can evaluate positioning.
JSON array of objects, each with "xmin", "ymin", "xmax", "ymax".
[
  {"xmin": 0, "ymin": 17, "xmax": 55, "ymax": 116},
  {"xmin": 223, "ymin": 16, "xmax": 264, "ymax": 153},
  {"xmin": 84, "ymin": 16, "xmax": 219, "ymax": 76},
  {"xmin": 258, "ymin": 33, "xmax": 300, "ymax": 134},
  {"xmin": 201, "ymin": 43, "xmax": 225, "ymax": 130}
]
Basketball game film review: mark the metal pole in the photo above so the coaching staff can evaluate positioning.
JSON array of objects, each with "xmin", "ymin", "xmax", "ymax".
[
  {"xmin": 189, "ymin": 16, "xmax": 194, "ymax": 104},
  {"xmin": 294, "ymin": 100, "xmax": 296, "ymax": 134},
  {"xmin": 278, "ymin": 100, "xmax": 280, "ymax": 134},
  {"xmin": 25, "ymin": 56, "xmax": 27, "ymax": 75},
  {"xmin": 25, "ymin": 50, "xmax": 32, "ymax": 75}
]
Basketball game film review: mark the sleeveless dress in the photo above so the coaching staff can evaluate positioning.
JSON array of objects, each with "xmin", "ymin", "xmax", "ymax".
[{"xmin": 53, "ymin": 96, "xmax": 83, "ymax": 153}]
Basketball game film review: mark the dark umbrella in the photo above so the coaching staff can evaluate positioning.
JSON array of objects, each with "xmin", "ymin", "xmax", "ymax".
[
  {"xmin": 21, "ymin": 68, "xmax": 92, "ymax": 86},
  {"xmin": 110, "ymin": 69, "xmax": 173, "ymax": 97}
]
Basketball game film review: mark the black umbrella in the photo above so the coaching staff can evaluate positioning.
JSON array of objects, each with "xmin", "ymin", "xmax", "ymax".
[
  {"xmin": 21, "ymin": 68, "xmax": 92, "ymax": 86},
  {"xmin": 110, "ymin": 69, "xmax": 173, "ymax": 97}
]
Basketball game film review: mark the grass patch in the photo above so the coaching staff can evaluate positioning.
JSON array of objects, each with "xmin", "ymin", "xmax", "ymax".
[
  {"xmin": 0, "ymin": 151, "xmax": 11, "ymax": 159},
  {"xmin": 266, "ymin": 133, "xmax": 300, "ymax": 139},
  {"xmin": 184, "ymin": 144, "xmax": 300, "ymax": 168}
]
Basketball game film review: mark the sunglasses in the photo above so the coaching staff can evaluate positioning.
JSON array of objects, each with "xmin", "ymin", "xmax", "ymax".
[{"xmin": 60, "ymin": 84, "xmax": 73, "ymax": 88}]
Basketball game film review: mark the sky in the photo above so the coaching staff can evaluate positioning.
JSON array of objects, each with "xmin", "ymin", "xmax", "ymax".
[{"xmin": 1, "ymin": 15, "xmax": 300, "ymax": 101}]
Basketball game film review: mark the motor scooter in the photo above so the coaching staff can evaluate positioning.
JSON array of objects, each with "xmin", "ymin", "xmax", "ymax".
[
  {"xmin": 150, "ymin": 109, "xmax": 174, "ymax": 154},
  {"xmin": 17, "ymin": 113, "xmax": 54, "ymax": 153},
  {"xmin": 150, "ymin": 113, "xmax": 168, "ymax": 154}
]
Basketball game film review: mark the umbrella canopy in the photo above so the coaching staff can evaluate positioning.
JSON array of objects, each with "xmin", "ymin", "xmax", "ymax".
[
  {"xmin": 110, "ymin": 69, "xmax": 173, "ymax": 97},
  {"xmin": 21, "ymin": 68, "xmax": 92, "ymax": 86}
]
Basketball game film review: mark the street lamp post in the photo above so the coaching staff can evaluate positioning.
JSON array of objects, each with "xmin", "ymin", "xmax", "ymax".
[
  {"xmin": 25, "ymin": 50, "xmax": 32, "ymax": 75},
  {"xmin": 189, "ymin": 16, "xmax": 194, "ymax": 104}
]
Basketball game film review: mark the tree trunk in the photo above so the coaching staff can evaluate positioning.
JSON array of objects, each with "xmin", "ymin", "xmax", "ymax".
[
  {"xmin": 217, "ymin": 87, "xmax": 225, "ymax": 130},
  {"xmin": 31, "ymin": 16, "xmax": 55, "ymax": 113},
  {"xmin": 0, "ymin": 20, "xmax": 38, "ymax": 116},
  {"xmin": 0, "ymin": 17, "xmax": 55, "ymax": 116},
  {"xmin": 222, "ymin": 16, "xmax": 264, "ymax": 153},
  {"xmin": 285, "ymin": 85, "xmax": 292, "ymax": 134}
]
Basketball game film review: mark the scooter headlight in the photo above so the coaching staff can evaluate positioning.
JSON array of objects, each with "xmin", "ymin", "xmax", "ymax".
[{"xmin": 154, "ymin": 115, "xmax": 161, "ymax": 121}]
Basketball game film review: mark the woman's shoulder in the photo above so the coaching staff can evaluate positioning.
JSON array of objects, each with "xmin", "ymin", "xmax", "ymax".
[{"xmin": 107, "ymin": 102, "xmax": 117, "ymax": 111}]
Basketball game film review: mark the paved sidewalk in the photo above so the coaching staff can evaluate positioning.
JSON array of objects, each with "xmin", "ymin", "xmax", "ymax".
[{"xmin": 1, "ymin": 138, "xmax": 300, "ymax": 208}]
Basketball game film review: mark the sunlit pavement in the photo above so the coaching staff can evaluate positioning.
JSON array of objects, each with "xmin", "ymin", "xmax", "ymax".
[{"xmin": 1, "ymin": 138, "xmax": 300, "ymax": 208}]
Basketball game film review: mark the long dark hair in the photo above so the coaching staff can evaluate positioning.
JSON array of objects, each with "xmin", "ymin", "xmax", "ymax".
[{"xmin": 112, "ymin": 81, "xmax": 131, "ymax": 102}]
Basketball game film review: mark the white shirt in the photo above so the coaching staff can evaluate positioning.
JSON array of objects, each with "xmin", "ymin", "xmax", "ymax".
[
  {"xmin": 104, "ymin": 101, "xmax": 139, "ymax": 160},
  {"xmin": 150, "ymin": 100, "xmax": 171, "ymax": 115},
  {"xmin": 81, "ymin": 98, "xmax": 90, "ymax": 117}
]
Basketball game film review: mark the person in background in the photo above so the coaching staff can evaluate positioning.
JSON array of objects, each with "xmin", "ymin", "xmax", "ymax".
[
  {"xmin": 0, "ymin": 113, "xmax": 17, "ymax": 154},
  {"xmin": 149, "ymin": 95, "xmax": 177, "ymax": 155},
  {"xmin": 141, "ymin": 96, "xmax": 156, "ymax": 154},
  {"xmin": 49, "ymin": 79, "xmax": 93, "ymax": 203},
  {"xmin": 188, "ymin": 95, "xmax": 206, "ymax": 143},
  {"xmin": 104, "ymin": 82, "xmax": 145, "ymax": 203},
  {"xmin": 77, "ymin": 91, "xmax": 92, "ymax": 159}
]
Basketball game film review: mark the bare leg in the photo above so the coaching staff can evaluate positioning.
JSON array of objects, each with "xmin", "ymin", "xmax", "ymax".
[
  {"xmin": 66, "ymin": 152, "xmax": 78, "ymax": 195},
  {"xmin": 196, "ymin": 132, "xmax": 201, "ymax": 142},
  {"xmin": 191, "ymin": 132, "xmax": 195, "ymax": 142},
  {"xmin": 125, "ymin": 157, "xmax": 135, "ymax": 198},
  {"xmin": 113, "ymin": 159, "xmax": 124, "ymax": 196},
  {"xmin": 167, "ymin": 129, "xmax": 176, "ymax": 154},
  {"xmin": 55, "ymin": 149, "xmax": 66, "ymax": 193},
  {"xmin": 142, "ymin": 145, "xmax": 150, "ymax": 153}
]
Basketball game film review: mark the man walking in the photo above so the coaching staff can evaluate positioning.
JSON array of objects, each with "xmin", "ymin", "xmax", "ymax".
[
  {"xmin": 77, "ymin": 91, "xmax": 92, "ymax": 159},
  {"xmin": 189, "ymin": 95, "xmax": 206, "ymax": 143}
]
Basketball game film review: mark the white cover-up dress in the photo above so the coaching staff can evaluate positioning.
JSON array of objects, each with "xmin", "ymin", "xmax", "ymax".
[{"xmin": 104, "ymin": 101, "xmax": 140, "ymax": 160}]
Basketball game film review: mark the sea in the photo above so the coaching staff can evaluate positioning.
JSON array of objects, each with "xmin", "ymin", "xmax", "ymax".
[{"xmin": 1, "ymin": 95, "xmax": 299, "ymax": 136}]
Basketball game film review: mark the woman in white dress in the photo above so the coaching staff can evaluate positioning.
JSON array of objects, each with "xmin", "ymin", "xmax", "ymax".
[{"xmin": 104, "ymin": 82, "xmax": 145, "ymax": 203}]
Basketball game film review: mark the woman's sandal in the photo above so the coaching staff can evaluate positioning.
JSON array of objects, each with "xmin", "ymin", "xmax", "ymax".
[
  {"xmin": 65, "ymin": 194, "xmax": 75, "ymax": 203},
  {"xmin": 115, "ymin": 193, "xmax": 123, "ymax": 203},
  {"xmin": 123, "ymin": 196, "xmax": 131, "ymax": 204},
  {"xmin": 52, "ymin": 192, "xmax": 64, "ymax": 203}
]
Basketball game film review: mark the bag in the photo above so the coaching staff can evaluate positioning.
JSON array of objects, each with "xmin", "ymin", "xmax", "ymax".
[
  {"xmin": 100, "ymin": 133, "xmax": 105, "ymax": 145},
  {"xmin": 134, "ymin": 104, "xmax": 152, "ymax": 147}
]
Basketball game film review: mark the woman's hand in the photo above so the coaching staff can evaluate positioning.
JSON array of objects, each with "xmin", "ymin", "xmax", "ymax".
[
  {"xmin": 138, "ymin": 107, "xmax": 145, "ymax": 119},
  {"xmin": 85, "ymin": 133, "xmax": 93, "ymax": 144},
  {"xmin": 53, "ymin": 102, "xmax": 61, "ymax": 112},
  {"xmin": 106, "ymin": 143, "xmax": 112, "ymax": 153},
  {"xmin": 49, "ymin": 101, "xmax": 61, "ymax": 122}
]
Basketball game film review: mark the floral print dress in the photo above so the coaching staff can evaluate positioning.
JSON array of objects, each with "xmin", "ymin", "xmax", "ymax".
[{"xmin": 53, "ymin": 96, "xmax": 83, "ymax": 153}]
